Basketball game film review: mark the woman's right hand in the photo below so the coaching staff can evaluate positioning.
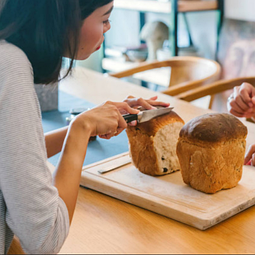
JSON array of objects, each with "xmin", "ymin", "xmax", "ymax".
[
  {"xmin": 73, "ymin": 101, "xmax": 139, "ymax": 140},
  {"xmin": 55, "ymin": 101, "xmax": 140, "ymax": 224}
]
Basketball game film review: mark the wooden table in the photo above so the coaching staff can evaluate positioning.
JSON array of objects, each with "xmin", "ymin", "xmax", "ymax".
[{"xmin": 9, "ymin": 67, "xmax": 255, "ymax": 254}]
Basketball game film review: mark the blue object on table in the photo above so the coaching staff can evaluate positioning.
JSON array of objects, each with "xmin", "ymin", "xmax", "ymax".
[{"xmin": 42, "ymin": 90, "xmax": 129, "ymax": 167}]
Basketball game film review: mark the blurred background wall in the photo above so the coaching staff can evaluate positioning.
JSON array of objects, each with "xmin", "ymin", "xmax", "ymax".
[{"xmin": 76, "ymin": 0, "xmax": 254, "ymax": 71}]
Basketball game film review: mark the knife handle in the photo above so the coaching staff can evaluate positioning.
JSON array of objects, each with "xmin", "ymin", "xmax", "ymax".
[{"xmin": 122, "ymin": 114, "xmax": 138, "ymax": 123}]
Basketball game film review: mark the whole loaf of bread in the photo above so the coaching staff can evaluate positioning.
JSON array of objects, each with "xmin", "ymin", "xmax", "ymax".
[
  {"xmin": 176, "ymin": 113, "xmax": 248, "ymax": 194},
  {"xmin": 126, "ymin": 110, "xmax": 185, "ymax": 176}
]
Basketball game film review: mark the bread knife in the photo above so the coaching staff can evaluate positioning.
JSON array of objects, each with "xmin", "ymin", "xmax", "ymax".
[
  {"xmin": 98, "ymin": 156, "xmax": 131, "ymax": 174},
  {"xmin": 122, "ymin": 107, "xmax": 174, "ymax": 123}
]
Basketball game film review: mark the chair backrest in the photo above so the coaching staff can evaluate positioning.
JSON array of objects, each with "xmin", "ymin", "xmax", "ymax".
[
  {"xmin": 176, "ymin": 76, "xmax": 255, "ymax": 109},
  {"xmin": 108, "ymin": 56, "xmax": 221, "ymax": 95}
]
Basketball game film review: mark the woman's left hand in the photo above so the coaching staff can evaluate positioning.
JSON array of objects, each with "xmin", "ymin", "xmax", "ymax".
[
  {"xmin": 99, "ymin": 96, "xmax": 170, "ymax": 138},
  {"xmin": 123, "ymin": 95, "xmax": 170, "ymax": 110},
  {"xmin": 122, "ymin": 95, "xmax": 170, "ymax": 126}
]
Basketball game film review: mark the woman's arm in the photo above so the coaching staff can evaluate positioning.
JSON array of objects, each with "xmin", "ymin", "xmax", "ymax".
[
  {"xmin": 52, "ymin": 121, "xmax": 91, "ymax": 224},
  {"xmin": 44, "ymin": 126, "xmax": 68, "ymax": 158},
  {"xmin": 49, "ymin": 96, "xmax": 170, "ymax": 222},
  {"xmin": 45, "ymin": 95, "xmax": 170, "ymax": 157},
  {"xmin": 53, "ymin": 101, "xmax": 136, "ymax": 223}
]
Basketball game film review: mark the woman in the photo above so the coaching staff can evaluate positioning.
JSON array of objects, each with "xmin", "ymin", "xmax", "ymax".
[
  {"xmin": 0, "ymin": 0, "xmax": 169, "ymax": 253},
  {"xmin": 227, "ymin": 82, "xmax": 255, "ymax": 166}
]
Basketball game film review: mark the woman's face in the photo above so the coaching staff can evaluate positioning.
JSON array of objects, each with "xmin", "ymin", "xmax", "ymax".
[{"xmin": 76, "ymin": 2, "xmax": 113, "ymax": 60}]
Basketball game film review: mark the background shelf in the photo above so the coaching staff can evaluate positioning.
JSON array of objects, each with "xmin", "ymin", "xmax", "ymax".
[
  {"xmin": 103, "ymin": 0, "xmax": 224, "ymax": 88},
  {"xmin": 114, "ymin": 0, "xmax": 218, "ymax": 13}
]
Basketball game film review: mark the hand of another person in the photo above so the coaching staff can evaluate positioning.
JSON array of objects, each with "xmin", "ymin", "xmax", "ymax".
[
  {"xmin": 227, "ymin": 82, "xmax": 255, "ymax": 119},
  {"xmin": 74, "ymin": 101, "xmax": 139, "ymax": 139},
  {"xmin": 244, "ymin": 144, "xmax": 255, "ymax": 166}
]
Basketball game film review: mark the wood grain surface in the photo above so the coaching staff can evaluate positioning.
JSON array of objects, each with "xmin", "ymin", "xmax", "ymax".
[
  {"xmin": 8, "ymin": 67, "xmax": 255, "ymax": 254},
  {"xmin": 81, "ymin": 153, "xmax": 255, "ymax": 230}
]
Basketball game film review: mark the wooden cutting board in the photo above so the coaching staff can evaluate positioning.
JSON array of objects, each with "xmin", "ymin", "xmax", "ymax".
[{"xmin": 80, "ymin": 152, "xmax": 255, "ymax": 230}]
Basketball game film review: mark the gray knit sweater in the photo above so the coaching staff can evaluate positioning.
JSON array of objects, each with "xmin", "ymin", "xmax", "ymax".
[{"xmin": 0, "ymin": 40, "xmax": 69, "ymax": 254}]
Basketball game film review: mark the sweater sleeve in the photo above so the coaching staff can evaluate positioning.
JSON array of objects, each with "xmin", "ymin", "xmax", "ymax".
[{"xmin": 0, "ymin": 42, "xmax": 69, "ymax": 254}]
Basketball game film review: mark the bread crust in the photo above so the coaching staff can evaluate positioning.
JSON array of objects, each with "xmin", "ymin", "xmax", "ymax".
[
  {"xmin": 132, "ymin": 111, "xmax": 185, "ymax": 136},
  {"xmin": 179, "ymin": 113, "xmax": 247, "ymax": 144},
  {"xmin": 126, "ymin": 111, "xmax": 185, "ymax": 176},
  {"xmin": 177, "ymin": 113, "xmax": 248, "ymax": 194}
]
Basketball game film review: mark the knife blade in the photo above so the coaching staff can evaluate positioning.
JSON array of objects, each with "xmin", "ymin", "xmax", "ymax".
[{"xmin": 122, "ymin": 106, "xmax": 174, "ymax": 123}]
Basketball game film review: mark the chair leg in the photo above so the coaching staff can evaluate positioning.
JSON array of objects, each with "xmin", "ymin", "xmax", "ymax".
[{"xmin": 208, "ymin": 95, "xmax": 215, "ymax": 109}]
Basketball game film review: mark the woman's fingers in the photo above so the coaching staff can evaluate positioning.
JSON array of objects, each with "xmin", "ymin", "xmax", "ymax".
[
  {"xmin": 149, "ymin": 96, "xmax": 158, "ymax": 100},
  {"xmin": 147, "ymin": 99, "xmax": 170, "ymax": 107},
  {"xmin": 113, "ymin": 101, "xmax": 140, "ymax": 115},
  {"xmin": 124, "ymin": 97, "xmax": 156, "ymax": 109},
  {"xmin": 128, "ymin": 120, "xmax": 137, "ymax": 126},
  {"xmin": 124, "ymin": 96, "xmax": 170, "ymax": 110},
  {"xmin": 98, "ymin": 127, "xmax": 124, "ymax": 140},
  {"xmin": 134, "ymin": 97, "xmax": 157, "ymax": 109},
  {"xmin": 119, "ymin": 96, "xmax": 170, "ymax": 127},
  {"xmin": 96, "ymin": 102, "xmax": 129, "ymax": 139},
  {"xmin": 78, "ymin": 102, "xmax": 124, "ymax": 137},
  {"xmin": 80, "ymin": 96, "xmax": 170, "ymax": 140}
]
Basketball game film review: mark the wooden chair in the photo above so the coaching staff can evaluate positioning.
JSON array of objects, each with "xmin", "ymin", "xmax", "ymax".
[
  {"xmin": 108, "ymin": 56, "xmax": 221, "ymax": 96},
  {"xmin": 176, "ymin": 76, "xmax": 255, "ymax": 109}
]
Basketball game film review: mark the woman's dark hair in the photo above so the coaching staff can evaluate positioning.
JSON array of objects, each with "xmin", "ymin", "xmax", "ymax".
[{"xmin": 0, "ymin": 0, "xmax": 113, "ymax": 84}]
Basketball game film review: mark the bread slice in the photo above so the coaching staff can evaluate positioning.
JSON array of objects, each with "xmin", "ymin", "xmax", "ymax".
[
  {"xmin": 126, "ymin": 111, "xmax": 185, "ymax": 176},
  {"xmin": 177, "ymin": 113, "xmax": 248, "ymax": 194}
]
